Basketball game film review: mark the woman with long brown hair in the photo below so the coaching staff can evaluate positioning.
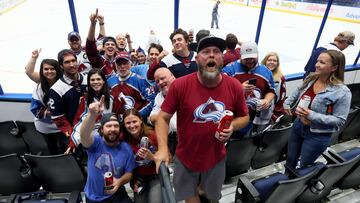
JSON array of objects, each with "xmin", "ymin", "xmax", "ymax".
[
  {"xmin": 284, "ymin": 50, "xmax": 351, "ymax": 169},
  {"xmin": 121, "ymin": 108, "xmax": 161, "ymax": 203}
]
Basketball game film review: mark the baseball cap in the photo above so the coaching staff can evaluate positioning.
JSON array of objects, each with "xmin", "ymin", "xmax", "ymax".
[
  {"xmin": 68, "ymin": 31, "xmax": 81, "ymax": 41},
  {"xmin": 197, "ymin": 35, "xmax": 226, "ymax": 53},
  {"xmin": 337, "ymin": 31, "xmax": 355, "ymax": 45},
  {"xmin": 115, "ymin": 51, "xmax": 131, "ymax": 62},
  {"xmin": 196, "ymin": 29, "xmax": 210, "ymax": 42},
  {"xmin": 137, "ymin": 46, "xmax": 146, "ymax": 55},
  {"xmin": 103, "ymin": 36, "xmax": 117, "ymax": 47},
  {"xmin": 241, "ymin": 41, "xmax": 258, "ymax": 59},
  {"xmin": 100, "ymin": 113, "xmax": 119, "ymax": 127}
]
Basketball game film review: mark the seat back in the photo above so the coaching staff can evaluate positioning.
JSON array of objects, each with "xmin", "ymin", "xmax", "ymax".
[
  {"xmin": 16, "ymin": 121, "xmax": 50, "ymax": 155},
  {"xmin": 0, "ymin": 153, "xmax": 40, "ymax": 195},
  {"xmin": 225, "ymin": 135, "xmax": 258, "ymax": 179},
  {"xmin": 251, "ymin": 124, "xmax": 293, "ymax": 169},
  {"xmin": 264, "ymin": 167, "xmax": 319, "ymax": 203},
  {"xmin": 296, "ymin": 154, "xmax": 360, "ymax": 203},
  {"xmin": 347, "ymin": 83, "xmax": 360, "ymax": 108},
  {"xmin": 24, "ymin": 154, "xmax": 85, "ymax": 193},
  {"xmin": 330, "ymin": 107, "xmax": 360, "ymax": 144},
  {"xmin": 338, "ymin": 110, "xmax": 360, "ymax": 142},
  {"xmin": 0, "ymin": 121, "xmax": 28, "ymax": 156},
  {"xmin": 336, "ymin": 147, "xmax": 360, "ymax": 189}
]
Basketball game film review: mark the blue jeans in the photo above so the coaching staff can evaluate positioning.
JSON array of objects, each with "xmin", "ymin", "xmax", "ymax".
[
  {"xmin": 211, "ymin": 13, "xmax": 218, "ymax": 28},
  {"xmin": 286, "ymin": 119, "xmax": 331, "ymax": 169}
]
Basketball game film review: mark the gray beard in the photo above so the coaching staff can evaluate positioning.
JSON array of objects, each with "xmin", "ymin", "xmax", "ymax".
[{"xmin": 201, "ymin": 69, "xmax": 219, "ymax": 79}]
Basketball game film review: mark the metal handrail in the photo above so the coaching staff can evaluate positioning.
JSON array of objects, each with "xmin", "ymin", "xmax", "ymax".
[{"xmin": 159, "ymin": 162, "xmax": 176, "ymax": 203}]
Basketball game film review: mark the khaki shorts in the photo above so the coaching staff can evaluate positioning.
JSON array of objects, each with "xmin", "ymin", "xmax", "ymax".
[{"xmin": 173, "ymin": 156, "xmax": 225, "ymax": 201}]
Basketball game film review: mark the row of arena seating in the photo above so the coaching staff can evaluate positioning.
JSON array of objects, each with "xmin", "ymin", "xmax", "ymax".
[
  {"xmin": 0, "ymin": 121, "xmax": 50, "ymax": 156},
  {"xmin": 0, "ymin": 153, "xmax": 174, "ymax": 203},
  {"xmin": 0, "ymin": 153, "xmax": 85, "ymax": 202},
  {"xmin": 226, "ymin": 83, "xmax": 360, "ymax": 182},
  {"xmin": 226, "ymin": 120, "xmax": 293, "ymax": 180},
  {"xmin": 235, "ymin": 146, "xmax": 360, "ymax": 203},
  {"xmin": 226, "ymin": 108, "xmax": 360, "ymax": 181},
  {"xmin": 0, "ymin": 121, "xmax": 175, "ymax": 203},
  {"xmin": 231, "ymin": 82, "xmax": 360, "ymax": 202}
]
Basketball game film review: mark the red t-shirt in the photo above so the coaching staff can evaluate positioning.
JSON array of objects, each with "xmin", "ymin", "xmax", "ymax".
[
  {"xmin": 161, "ymin": 73, "xmax": 248, "ymax": 172},
  {"xmin": 223, "ymin": 48, "xmax": 240, "ymax": 66},
  {"xmin": 127, "ymin": 131, "xmax": 158, "ymax": 176},
  {"xmin": 303, "ymin": 83, "xmax": 316, "ymax": 108}
]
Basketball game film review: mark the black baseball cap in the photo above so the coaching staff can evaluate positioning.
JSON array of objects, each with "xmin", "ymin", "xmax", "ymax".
[
  {"xmin": 100, "ymin": 113, "xmax": 119, "ymax": 126},
  {"xmin": 197, "ymin": 35, "xmax": 226, "ymax": 53}
]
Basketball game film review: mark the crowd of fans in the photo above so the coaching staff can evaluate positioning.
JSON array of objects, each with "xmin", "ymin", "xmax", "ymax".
[{"xmin": 25, "ymin": 8, "xmax": 356, "ymax": 203}]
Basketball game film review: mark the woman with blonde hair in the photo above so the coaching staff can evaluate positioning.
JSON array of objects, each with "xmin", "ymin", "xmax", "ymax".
[
  {"xmin": 261, "ymin": 52, "xmax": 286, "ymax": 121},
  {"xmin": 283, "ymin": 50, "xmax": 351, "ymax": 169}
]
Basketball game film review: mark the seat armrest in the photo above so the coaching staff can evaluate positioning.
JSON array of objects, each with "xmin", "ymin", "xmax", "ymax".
[
  {"xmin": 235, "ymin": 176, "xmax": 260, "ymax": 202},
  {"xmin": 322, "ymin": 150, "xmax": 344, "ymax": 164},
  {"xmin": 4, "ymin": 194, "xmax": 16, "ymax": 203},
  {"xmin": 68, "ymin": 190, "xmax": 81, "ymax": 203},
  {"xmin": 284, "ymin": 164, "xmax": 300, "ymax": 179},
  {"xmin": 327, "ymin": 149, "xmax": 347, "ymax": 162}
]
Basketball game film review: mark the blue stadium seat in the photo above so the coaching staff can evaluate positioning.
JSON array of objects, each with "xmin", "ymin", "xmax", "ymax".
[
  {"xmin": 235, "ymin": 165, "xmax": 319, "ymax": 203},
  {"xmin": 296, "ymin": 151, "xmax": 360, "ymax": 203},
  {"xmin": 332, "ymin": 147, "xmax": 360, "ymax": 189}
]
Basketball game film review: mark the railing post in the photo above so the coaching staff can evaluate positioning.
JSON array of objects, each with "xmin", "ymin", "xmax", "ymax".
[
  {"xmin": 354, "ymin": 50, "xmax": 360, "ymax": 66},
  {"xmin": 311, "ymin": 0, "xmax": 333, "ymax": 52},
  {"xmin": 255, "ymin": 0, "xmax": 267, "ymax": 44},
  {"xmin": 174, "ymin": 0, "xmax": 179, "ymax": 30},
  {"xmin": 68, "ymin": 0, "xmax": 79, "ymax": 33},
  {"xmin": 159, "ymin": 162, "xmax": 176, "ymax": 203}
]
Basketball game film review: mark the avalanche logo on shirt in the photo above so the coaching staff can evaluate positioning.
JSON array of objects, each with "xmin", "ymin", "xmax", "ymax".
[
  {"xmin": 193, "ymin": 97, "xmax": 225, "ymax": 123},
  {"xmin": 246, "ymin": 88, "xmax": 261, "ymax": 110},
  {"xmin": 95, "ymin": 153, "xmax": 114, "ymax": 174},
  {"xmin": 118, "ymin": 92, "xmax": 135, "ymax": 110}
]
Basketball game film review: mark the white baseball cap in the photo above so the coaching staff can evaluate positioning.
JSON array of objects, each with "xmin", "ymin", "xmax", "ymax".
[{"xmin": 241, "ymin": 41, "xmax": 258, "ymax": 59}]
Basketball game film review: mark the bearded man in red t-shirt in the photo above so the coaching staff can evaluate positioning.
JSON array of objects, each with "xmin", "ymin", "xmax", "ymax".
[{"xmin": 154, "ymin": 36, "xmax": 249, "ymax": 203}]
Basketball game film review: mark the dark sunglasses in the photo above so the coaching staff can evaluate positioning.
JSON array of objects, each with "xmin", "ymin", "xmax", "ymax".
[{"xmin": 69, "ymin": 37, "xmax": 80, "ymax": 42}]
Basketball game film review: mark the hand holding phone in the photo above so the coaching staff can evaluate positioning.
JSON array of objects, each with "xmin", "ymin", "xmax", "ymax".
[{"xmin": 248, "ymin": 78, "xmax": 257, "ymax": 85}]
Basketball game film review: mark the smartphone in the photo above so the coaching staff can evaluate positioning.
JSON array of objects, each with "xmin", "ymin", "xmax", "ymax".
[{"xmin": 248, "ymin": 78, "xmax": 257, "ymax": 85}]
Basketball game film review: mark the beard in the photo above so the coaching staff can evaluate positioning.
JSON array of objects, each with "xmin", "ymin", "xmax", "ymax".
[
  {"xmin": 103, "ymin": 133, "xmax": 119, "ymax": 143},
  {"xmin": 201, "ymin": 70, "xmax": 219, "ymax": 79},
  {"xmin": 199, "ymin": 62, "xmax": 221, "ymax": 80}
]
